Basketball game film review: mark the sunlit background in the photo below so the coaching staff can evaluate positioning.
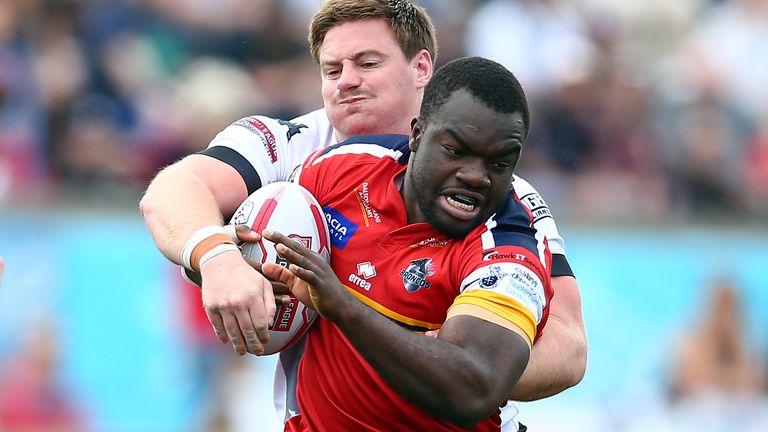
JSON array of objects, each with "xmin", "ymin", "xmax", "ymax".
[{"xmin": 1, "ymin": 0, "xmax": 767, "ymax": 431}]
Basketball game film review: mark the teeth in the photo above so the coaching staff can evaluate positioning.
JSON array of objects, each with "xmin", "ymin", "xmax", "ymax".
[{"xmin": 447, "ymin": 195, "xmax": 475, "ymax": 211}]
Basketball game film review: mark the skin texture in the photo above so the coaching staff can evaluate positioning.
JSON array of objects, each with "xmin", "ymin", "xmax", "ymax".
[
  {"xmin": 140, "ymin": 13, "xmax": 586, "ymax": 398},
  {"xmin": 257, "ymin": 92, "xmax": 535, "ymax": 426},
  {"xmin": 319, "ymin": 19, "xmax": 432, "ymax": 141},
  {"xmin": 404, "ymin": 92, "xmax": 524, "ymax": 238}
]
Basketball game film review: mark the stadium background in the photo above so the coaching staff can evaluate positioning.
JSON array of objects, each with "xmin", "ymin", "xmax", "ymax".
[{"xmin": 1, "ymin": 0, "xmax": 766, "ymax": 431}]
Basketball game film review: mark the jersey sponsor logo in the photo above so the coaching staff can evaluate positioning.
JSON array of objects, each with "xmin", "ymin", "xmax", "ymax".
[
  {"xmin": 355, "ymin": 182, "xmax": 382, "ymax": 226},
  {"xmin": 323, "ymin": 206, "xmax": 358, "ymax": 250},
  {"xmin": 277, "ymin": 119, "xmax": 308, "ymax": 141},
  {"xmin": 520, "ymin": 192, "xmax": 552, "ymax": 222},
  {"xmin": 482, "ymin": 250, "xmax": 528, "ymax": 262},
  {"xmin": 399, "ymin": 258, "xmax": 435, "ymax": 292},
  {"xmin": 482, "ymin": 249, "xmax": 540, "ymax": 275},
  {"xmin": 410, "ymin": 237, "xmax": 449, "ymax": 248},
  {"xmin": 235, "ymin": 117, "xmax": 279, "ymax": 163},
  {"xmin": 468, "ymin": 264, "xmax": 543, "ymax": 316}
]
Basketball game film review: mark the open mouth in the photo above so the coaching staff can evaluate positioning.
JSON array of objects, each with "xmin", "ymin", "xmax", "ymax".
[
  {"xmin": 440, "ymin": 191, "xmax": 483, "ymax": 221},
  {"xmin": 446, "ymin": 193, "xmax": 477, "ymax": 212}
]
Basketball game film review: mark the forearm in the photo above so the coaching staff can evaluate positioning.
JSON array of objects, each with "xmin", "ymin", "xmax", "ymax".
[
  {"xmin": 140, "ymin": 161, "xmax": 227, "ymax": 264},
  {"xmin": 508, "ymin": 275, "xmax": 587, "ymax": 401},
  {"xmin": 334, "ymin": 300, "xmax": 527, "ymax": 427}
]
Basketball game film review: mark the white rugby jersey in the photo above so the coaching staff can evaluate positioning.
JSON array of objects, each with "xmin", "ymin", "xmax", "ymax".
[{"xmin": 200, "ymin": 108, "xmax": 574, "ymax": 432}]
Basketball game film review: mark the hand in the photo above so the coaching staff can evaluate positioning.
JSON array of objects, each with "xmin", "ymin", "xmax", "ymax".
[
  {"xmin": 199, "ymin": 250, "xmax": 277, "ymax": 356},
  {"xmin": 233, "ymin": 224, "xmax": 293, "ymax": 304},
  {"xmin": 181, "ymin": 225, "xmax": 292, "ymax": 303},
  {"xmin": 261, "ymin": 229, "xmax": 352, "ymax": 322}
]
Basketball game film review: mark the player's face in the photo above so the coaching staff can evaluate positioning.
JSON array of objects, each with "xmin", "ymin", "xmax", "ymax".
[
  {"xmin": 404, "ymin": 89, "xmax": 526, "ymax": 238},
  {"xmin": 318, "ymin": 19, "xmax": 431, "ymax": 141}
]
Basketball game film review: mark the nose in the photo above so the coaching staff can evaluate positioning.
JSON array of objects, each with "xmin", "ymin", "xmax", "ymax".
[
  {"xmin": 337, "ymin": 62, "xmax": 362, "ymax": 92},
  {"xmin": 456, "ymin": 159, "xmax": 491, "ymax": 188}
]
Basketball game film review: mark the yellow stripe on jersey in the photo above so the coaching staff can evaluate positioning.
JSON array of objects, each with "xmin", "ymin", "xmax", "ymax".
[
  {"xmin": 448, "ymin": 290, "xmax": 537, "ymax": 344},
  {"xmin": 345, "ymin": 286, "xmax": 442, "ymax": 330}
]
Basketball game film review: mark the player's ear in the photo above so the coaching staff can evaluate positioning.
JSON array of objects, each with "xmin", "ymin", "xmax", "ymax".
[
  {"xmin": 411, "ymin": 49, "xmax": 433, "ymax": 90},
  {"xmin": 409, "ymin": 118, "xmax": 423, "ymax": 152}
]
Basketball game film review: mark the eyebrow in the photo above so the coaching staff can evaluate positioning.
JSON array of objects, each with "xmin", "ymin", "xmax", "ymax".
[
  {"xmin": 320, "ymin": 49, "xmax": 387, "ymax": 66},
  {"xmin": 445, "ymin": 128, "xmax": 522, "ymax": 156}
]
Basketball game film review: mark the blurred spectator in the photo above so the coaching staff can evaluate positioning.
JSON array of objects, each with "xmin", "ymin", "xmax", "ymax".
[
  {"xmin": 0, "ymin": 256, "xmax": 4, "ymax": 285},
  {"xmin": 1, "ymin": 0, "xmax": 766, "ymax": 220},
  {"xmin": 662, "ymin": 95, "xmax": 751, "ymax": 217},
  {"xmin": 0, "ymin": 320, "xmax": 87, "ymax": 432},
  {"xmin": 671, "ymin": 278, "xmax": 765, "ymax": 398},
  {"xmin": 464, "ymin": 0, "xmax": 597, "ymax": 101},
  {"xmin": 663, "ymin": 277, "xmax": 768, "ymax": 430},
  {"xmin": 681, "ymin": 0, "xmax": 768, "ymax": 121},
  {"xmin": 742, "ymin": 112, "xmax": 768, "ymax": 218}
]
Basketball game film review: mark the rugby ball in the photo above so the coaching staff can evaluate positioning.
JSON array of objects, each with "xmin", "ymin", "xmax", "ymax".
[{"xmin": 228, "ymin": 181, "xmax": 330, "ymax": 355}]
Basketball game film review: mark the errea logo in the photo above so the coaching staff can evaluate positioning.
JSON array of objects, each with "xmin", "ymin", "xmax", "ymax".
[
  {"xmin": 348, "ymin": 262, "xmax": 376, "ymax": 291},
  {"xmin": 357, "ymin": 262, "xmax": 376, "ymax": 279}
]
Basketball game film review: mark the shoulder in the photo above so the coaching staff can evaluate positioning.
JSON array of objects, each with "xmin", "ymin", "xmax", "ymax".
[
  {"xmin": 211, "ymin": 108, "xmax": 332, "ymax": 149},
  {"xmin": 511, "ymin": 174, "xmax": 553, "ymax": 224},
  {"xmin": 314, "ymin": 134, "xmax": 411, "ymax": 165}
]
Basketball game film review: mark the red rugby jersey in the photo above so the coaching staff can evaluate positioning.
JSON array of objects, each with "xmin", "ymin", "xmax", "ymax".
[{"xmin": 286, "ymin": 134, "xmax": 553, "ymax": 432}]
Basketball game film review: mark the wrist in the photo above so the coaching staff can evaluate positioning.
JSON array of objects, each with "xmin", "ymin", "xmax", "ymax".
[{"xmin": 180, "ymin": 225, "xmax": 239, "ymax": 272}]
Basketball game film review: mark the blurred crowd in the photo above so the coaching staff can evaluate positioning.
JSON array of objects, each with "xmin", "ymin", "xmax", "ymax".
[{"xmin": 1, "ymin": 0, "xmax": 767, "ymax": 221}]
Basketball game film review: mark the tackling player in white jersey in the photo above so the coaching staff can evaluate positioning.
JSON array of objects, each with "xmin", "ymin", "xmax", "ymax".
[{"xmin": 140, "ymin": 1, "xmax": 586, "ymax": 430}]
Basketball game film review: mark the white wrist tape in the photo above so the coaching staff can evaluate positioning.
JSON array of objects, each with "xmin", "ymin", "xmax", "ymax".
[
  {"xmin": 180, "ymin": 225, "xmax": 230, "ymax": 271},
  {"xmin": 198, "ymin": 243, "xmax": 240, "ymax": 270},
  {"xmin": 224, "ymin": 224, "xmax": 239, "ymax": 244}
]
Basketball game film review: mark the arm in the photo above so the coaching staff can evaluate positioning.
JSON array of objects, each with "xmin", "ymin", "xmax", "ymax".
[
  {"xmin": 262, "ymin": 230, "xmax": 532, "ymax": 428},
  {"xmin": 508, "ymin": 274, "xmax": 587, "ymax": 400},
  {"xmin": 140, "ymin": 155, "xmax": 246, "ymax": 261},
  {"xmin": 139, "ymin": 155, "xmax": 277, "ymax": 355}
]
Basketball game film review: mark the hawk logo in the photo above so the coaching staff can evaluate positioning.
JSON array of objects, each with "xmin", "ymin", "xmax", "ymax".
[
  {"xmin": 399, "ymin": 258, "xmax": 434, "ymax": 292},
  {"xmin": 278, "ymin": 119, "xmax": 308, "ymax": 141}
]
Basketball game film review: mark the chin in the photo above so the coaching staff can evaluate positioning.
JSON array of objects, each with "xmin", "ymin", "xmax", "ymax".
[{"xmin": 432, "ymin": 220, "xmax": 475, "ymax": 239}]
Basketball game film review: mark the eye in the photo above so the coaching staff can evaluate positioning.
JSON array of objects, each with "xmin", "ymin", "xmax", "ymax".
[
  {"xmin": 493, "ymin": 161, "xmax": 513, "ymax": 169},
  {"xmin": 322, "ymin": 67, "xmax": 341, "ymax": 79},
  {"xmin": 360, "ymin": 59, "xmax": 380, "ymax": 69},
  {"xmin": 442, "ymin": 145, "xmax": 464, "ymax": 156}
]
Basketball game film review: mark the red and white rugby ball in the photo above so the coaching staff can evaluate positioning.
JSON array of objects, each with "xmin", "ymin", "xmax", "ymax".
[{"xmin": 228, "ymin": 181, "xmax": 330, "ymax": 355}]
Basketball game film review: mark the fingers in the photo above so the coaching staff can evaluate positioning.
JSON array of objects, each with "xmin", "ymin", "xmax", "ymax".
[
  {"xmin": 261, "ymin": 261, "xmax": 291, "ymax": 282},
  {"xmin": 236, "ymin": 307, "xmax": 266, "ymax": 356},
  {"xmin": 221, "ymin": 313, "xmax": 246, "ymax": 355},
  {"xmin": 206, "ymin": 310, "xmax": 230, "ymax": 344},
  {"xmin": 275, "ymin": 294, "xmax": 292, "ymax": 306},
  {"xmin": 234, "ymin": 224, "xmax": 261, "ymax": 243}
]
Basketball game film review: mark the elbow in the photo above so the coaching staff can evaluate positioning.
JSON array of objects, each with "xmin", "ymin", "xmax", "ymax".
[
  {"xmin": 566, "ymin": 335, "xmax": 588, "ymax": 388},
  {"xmin": 445, "ymin": 395, "xmax": 504, "ymax": 429},
  {"xmin": 440, "ymin": 382, "xmax": 511, "ymax": 428},
  {"xmin": 139, "ymin": 187, "xmax": 160, "ymax": 227}
]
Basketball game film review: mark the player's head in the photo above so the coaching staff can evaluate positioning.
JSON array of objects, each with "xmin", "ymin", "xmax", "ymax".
[
  {"xmin": 309, "ymin": 0, "xmax": 436, "ymax": 141},
  {"xmin": 404, "ymin": 57, "xmax": 529, "ymax": 238}
]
